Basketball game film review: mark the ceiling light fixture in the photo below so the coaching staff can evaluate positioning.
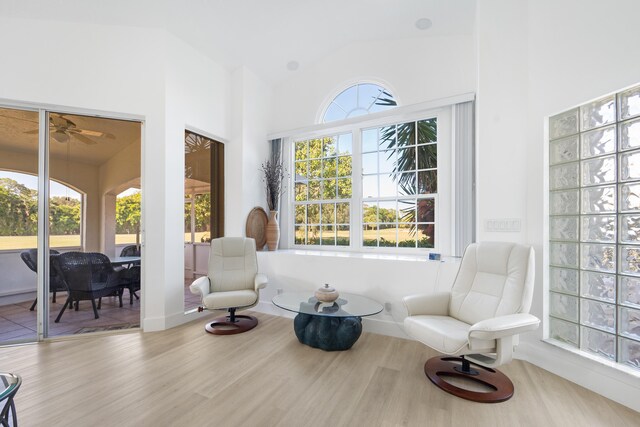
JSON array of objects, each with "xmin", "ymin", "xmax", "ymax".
[
  {"xmin": 415, "ymin": 18, "xmax": 432, "ymax": 30},
  {"xmin": 286, "ymin": 60, "xmax": 299, "ymax": 71}
]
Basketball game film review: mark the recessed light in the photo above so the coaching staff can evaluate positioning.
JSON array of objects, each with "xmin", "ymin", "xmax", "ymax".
[
  {"xmin": 415, "ymin": 18, "xmax": 432, "ymax": 30},
  {"xmin": 286, "ymin": 61, "xmax": 299, "ymax": 71}
]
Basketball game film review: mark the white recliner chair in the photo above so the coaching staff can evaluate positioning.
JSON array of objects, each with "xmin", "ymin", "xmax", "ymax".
[
  {"xmin": 190, "ymin": 237, "xmax": 268, "ymax": 335},
  {"xmin": 403, "ymin": 242, "xmax": 540, "ymax": 403}
]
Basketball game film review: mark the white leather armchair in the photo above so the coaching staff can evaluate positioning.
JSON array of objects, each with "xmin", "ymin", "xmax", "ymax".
[
  {"xmin": 190, "ymin": 237, "xmax": 268, "ymax": 335},
  {"xmin": 403, "ymin": 242, "xmax": 539, "ymax": 403}
]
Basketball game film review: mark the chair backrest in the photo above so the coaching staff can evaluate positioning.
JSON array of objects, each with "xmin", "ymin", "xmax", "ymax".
[
  {"xmin": 449, "ymin": 242, "xmax": 535, "ymax": 325},
  {"xmin": 208, "ymin": 237, "xmax": 258, "ymax": 293},
  {"xmin": 20, "ymin": 248, "xmax": 60, "ymax": 272},
  {"xmin": 54, "ymin": 252, "xmax": 115, "ymax": 292},
  {"xmin": 120, "ymin": 245, "xmax": 141, "ymax": 257}
]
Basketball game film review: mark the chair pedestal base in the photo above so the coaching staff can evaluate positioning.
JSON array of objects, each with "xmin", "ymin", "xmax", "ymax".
[
  {"xmin": 205, "ymin": 314, "xmax": 258, "ymax": 335},
  {"xmin": 424, "ymin": 356, "xmax": 514, "ymax": 403}
]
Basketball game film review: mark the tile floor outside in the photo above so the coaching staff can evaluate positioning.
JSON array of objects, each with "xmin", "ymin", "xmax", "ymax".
[{"xmin": 0, "ymin": 279, "xmax": 202, "ymax": 342}]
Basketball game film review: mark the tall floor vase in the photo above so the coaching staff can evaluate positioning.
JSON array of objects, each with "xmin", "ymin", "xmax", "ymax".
[{"xmin": 266, "ymin": 210, "xmax": 280, "ymax": 251}]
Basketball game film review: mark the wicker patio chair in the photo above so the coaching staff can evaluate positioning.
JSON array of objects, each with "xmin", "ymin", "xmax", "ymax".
[
  {"xmin": 118, "ymin": 245, "xmax": 140, "ymax": 304},
  {"xmin": 20, "ymin": 249, "xmax": 67, "ymax": 311},
  {"xmin": 52, "ymin": 252, "xmax": 123, "ymax": 322}
]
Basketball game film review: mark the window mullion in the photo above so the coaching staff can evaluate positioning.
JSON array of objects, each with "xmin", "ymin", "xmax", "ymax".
[{"xmin": 352, "ymin": 128, "xmax": 363, "ymax": 249}]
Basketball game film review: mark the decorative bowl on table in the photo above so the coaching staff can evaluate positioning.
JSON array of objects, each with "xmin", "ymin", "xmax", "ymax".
[{"xmin": 315, "ymin": 283, "xmax": 339, "ymax": 303}]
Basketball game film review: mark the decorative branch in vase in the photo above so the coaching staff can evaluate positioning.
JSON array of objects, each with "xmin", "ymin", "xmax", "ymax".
[{"xmin": 261, "ymin": 160, "xmax": 287, "ymax": 251}]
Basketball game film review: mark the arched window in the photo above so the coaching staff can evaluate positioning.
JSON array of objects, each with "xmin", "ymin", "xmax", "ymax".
[{"xmin": 322, "ymin": 83, "xmax": 397, "ymax": 123}]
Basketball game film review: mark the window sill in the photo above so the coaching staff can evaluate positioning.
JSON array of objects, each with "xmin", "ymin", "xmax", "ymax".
[
  {"xmin": 543, "ymin": 338, "xmax": 640, "ymax": 380},
  {"xmin": 257, "ymin": 248, "xmax": 460, "ymax": 263}
]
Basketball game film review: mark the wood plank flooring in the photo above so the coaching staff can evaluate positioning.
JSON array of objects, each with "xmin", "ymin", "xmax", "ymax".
[{"xmin": 1, "ymin": 311, "xmax": 638, "ymax": 427}]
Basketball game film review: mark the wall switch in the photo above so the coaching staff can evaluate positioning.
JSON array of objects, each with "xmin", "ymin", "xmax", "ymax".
[{"xmin": 485, "ymin": 218, "xmax": 521, "ymax": 232}]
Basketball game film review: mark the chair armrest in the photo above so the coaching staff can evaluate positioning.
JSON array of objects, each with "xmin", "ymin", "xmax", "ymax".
[
  {"xmin": 254, "ymin": 274, "xmax": 268, "ymax": 291},
  {"xmin": 468, "ymin": 313, "xmax": 540, "ymax": 340},
  {"xmin": 403, "ymin": 292, "xmax": 450, "ymax": 316},
  {"xmin": 189, "ymin": 276, "xmax": 210, "ymax": 297}
]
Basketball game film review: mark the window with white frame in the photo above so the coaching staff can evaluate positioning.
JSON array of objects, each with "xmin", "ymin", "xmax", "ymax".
[
  {"xmin": 548, "ymin": 83, "xmax": 640, "ymax": 371},
  {"xmin": 323, "ymin": 83, "xmax": 397, "ymax": 123}
]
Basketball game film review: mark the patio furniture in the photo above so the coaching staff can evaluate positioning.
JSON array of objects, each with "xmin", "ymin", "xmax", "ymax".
[
  {"xmin": 0, "ymin": 372, "xmax": 21, "ymax": 427},
  {"xmin": 20, "ymin": 249, "xmax": 67, "ymax": 311},
  {"xmin": 402, "ymin": 242, "xmax": 540, "ymax": 403},
  {"xmin": 190, "ymin": 237, "xmax": 268, "ymax": 335},
  {"xmin": 53, "ymin": 252, "xmax": 123, "ymax": 323},
  {"xmin": 117, "ymin": 246, "xmax": 141, "ymax": 305}
]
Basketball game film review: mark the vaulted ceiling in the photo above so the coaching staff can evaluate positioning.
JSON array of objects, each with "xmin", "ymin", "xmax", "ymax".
[{"xmin": 0, "ymin": 0, "xmax": 476, "ymax": 84}]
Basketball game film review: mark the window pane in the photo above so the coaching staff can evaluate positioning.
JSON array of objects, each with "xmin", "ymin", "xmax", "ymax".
[
  {"xmin": 337, "ymin": 156, "xmax": 352, "ymax": 177},
  {"xmin": 378, "ymin": 201, "xmax": 397, "ymax": 223},
  {"xmin": 321, "ymin": 225, "xmax": 336, "ymax": 245},
  {"xmin": 362, "ymin": 202, "xmax": 378, "ymax": 223},
  {"xmin": 418, "ymin": 170, "xmax": 437, "ymax": 194},
  {"xmin": 323, "ymin": 179, "xmax": 336, "ymax": 199},
  {"xmin": 337, "ymin": 225, "xmax": 350, "ymax": 246},
  {"xmin": 362, "ymin": 129, "xmax": 379, "ymax": 152},
  {"xmin": 321, "ymin": 203, "xmax": 335, "ymax": 224},
  {"xmin": 379, "ymin": 150, "xmax": 395, "ymax": 174},
  {"xmin": 295, "ymin": 182, "xmax": 308, "ymax": 201},
  {"xmin": 322, "ymin": 158, "xmax": 336, "ymax": 178},
  {"xmin": 307, "ymin": 204, "xmax": 320, "ymax": 223},
  {"xmin": 417, "ymin": 118, "xmax": 437, "ymax": 144},
  {"xmin": 308, "ymin": 180, "xmax": 321, "ymax": 200},
  {"xmin": 308, "ymin": 226, "xmax": 320, "ymax": 245},
  {"xmin": 362, "ymin": 152, "xmax": 378, "ymax": 174},
  {"xmin": 295, "ymin": 161, "xmax": 308, "ymax": 180},
  {"xmin": 295, "ymin": 141, "xmax": 308, "ymax": 160},
  {"xmin": 295, "ymin": 205, "xmax": 306, "ymax": 224},
  {"xmin": 294, "ymin": 226, "xmax": 306, "ymax": 244},
  {"xmin": 379, "ymin": 174, "xmax": 396, "ymax": 197},
  {"xmin": 379, "ymin": 224, "xmax": 397, "ymax": 247},
  {"xmin": 336, "ymin": 203, "xmax": 350, "ymax": 224},
  {"xmin": 338, "ymin": 134, "xmax": 352, "ymax": 155},
  {"xmin": 418, "ymin": 144, "xmax": 437, "ymax": 169},
  {"xmin": 417, "ymin": 224, "xmax": 435, "ymax": 248},
  {"xmin": 337, "ymin": 178, "xmax": 352, "ymax": 198},
  {"xmin": 323, "ymin": 137, "xmax": 337, "ymax": 157},
  {"xmin": 362, "ymin": 175, "xmax": 378, "ymax": 198},
  {"xmin": 417, "ymin": 199, "xmax": 435, "ymax": 223},
  {"xmin": 363, "ymin": 224, "xmax": 378, "ymax": 246}
]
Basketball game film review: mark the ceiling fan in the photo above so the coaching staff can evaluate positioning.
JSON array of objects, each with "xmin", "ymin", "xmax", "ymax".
[{"xmin": 22, "ymin": 114, "xmax": 116, "ymax": 145}]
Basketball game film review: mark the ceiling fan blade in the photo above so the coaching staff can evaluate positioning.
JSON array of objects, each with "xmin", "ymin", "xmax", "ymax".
[
  {"xmin": 0, "ymin": 114, "xmax": 39, "ymax": 124},
  {"xmin": 73, "ymin": 133, "xmax": 98, "ymax": 145}
]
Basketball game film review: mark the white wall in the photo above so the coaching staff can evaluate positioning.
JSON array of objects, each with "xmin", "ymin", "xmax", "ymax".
[
  {"xmin": 270, "ymin": 34, "xmax": 476, "ymax": 133},
  {"xmin": 475, "ymin": 0, "xmax": 640, "ymax": 412},
  {"xmin": 0, "ymin": 17, "xmax": 236, "ymax": 332}
]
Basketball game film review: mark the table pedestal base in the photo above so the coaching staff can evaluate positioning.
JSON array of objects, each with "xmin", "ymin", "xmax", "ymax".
[{"xmin": 293, "ymin": 313, "xmax": 362, "ymax": 351}]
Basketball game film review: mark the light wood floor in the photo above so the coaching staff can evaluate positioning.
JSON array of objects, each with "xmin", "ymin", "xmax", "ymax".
[{"xmin": 2, "ymin": 312, "xmax": 638, "ymax": 427}]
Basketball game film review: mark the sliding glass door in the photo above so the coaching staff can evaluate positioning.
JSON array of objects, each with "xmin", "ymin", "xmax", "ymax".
[{"xmin": 0, "ymin": 104, "xmax": 142, "ymax": 343}]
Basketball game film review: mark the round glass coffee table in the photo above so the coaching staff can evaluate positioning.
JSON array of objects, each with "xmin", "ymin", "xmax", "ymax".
[{"xmin": 272, "ymin": 291, "xmax": 383, "ymax": 351}]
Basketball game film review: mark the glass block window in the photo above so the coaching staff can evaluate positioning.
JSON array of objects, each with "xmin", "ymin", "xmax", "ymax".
[
  {"xmin": 322, "ymin": 83, "xmax": 397, "ymax": 123},
  {"xmin": 294, "ymin": 134, "xmax": 352, "ymax": 246},
  {"xmin": 362, "ymin": 118, "xmax": 437, "ymax": 248},
  {"xmin": 548, "ymin": 84, "xmax": 640, "ymax": 371}
]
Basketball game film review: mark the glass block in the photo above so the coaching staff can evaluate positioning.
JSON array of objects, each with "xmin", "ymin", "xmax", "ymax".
[
  {"xmin": 619, "ymin": 306, "xmax": 640, "ymax": 340},
  {"xmin": 550, "ymin": 162, "xmax": 579, "ymax": 190},
  {"xmin": 549, "ymin": 317, "xmax": 579, "ymax": 347},
  {"xmin": 581, "ymin": 326, "xmax": 616, "ymax": 361},
  {"xmin": 580, "ymin": 299, "xmax": 616, "ymax": 332},
  {"xmin": 581, "ymin": 185, "xmax": 616, "ymax": 214},
  {"xmin": 620, "ymin": 182, "xmax": 640, "ymax": 212},
  {"xmin": 550, "ymin": 242, "xmax": 579, "ymax": 268},
  {"xmin": 619, "ymin": 337, "xmax": 640, "ymax": 370},
  {"xmin": 619, "ymin": 84, "xmax": 640, "ymax": 120},
  {"xmin": 619, "ymin": 276, "xmax": 640, "ymax": 308},
  {"xmin": 580, "ymin": 243, "xmax": 616, "ymax": 272},
  {"xmin": 620, "ymin": 245, "xmax": 640, "ymax": 276},
  {"xmin": 549, "ymin": 267, "xmax": 579, "ymax": 295},
  {"xmin": 619, "ymin": 118, "xmax": 640, "ymax": 151},
  {"xmin": 581, "ymin": 215, "xmax": 615, "ymax": 243},
  {"xmin": 550, "ymin": 216, "xmax": 579, "ymax": 241},
  {"xmin": 581, "ymin": 125, "xmax": 616, "ymax": 158},
  {"xmin": 581, "ymin": 155, "xmax": 616, "ymax": 186},
  {"xmin": 550, "ymin": 292, "xmax": 578, "ymax": 321},
  {"xmin": 549, "ymin": 108, "xmax": 579, "ymax": 140},
  {"xmin": 620, "ymin": 214, "xmax": 640, "ymax": 243},
  {"xmin": 550, "ymin": 190, "xmax": 579, "ymax": 215},
  {"xmin": 619, "ymin": 150, "xmax": 640, "ymax": 182},
  {"xmin": 550, "ymin": 135, "xmax": 579, "ymax": 165},
  {"xmin": 580, "ymin": 271, "xmax": 616, "ymax": 303},
  {"xmin": 580, "ymin": 95, "xmax": 616, "ymax": 131}
]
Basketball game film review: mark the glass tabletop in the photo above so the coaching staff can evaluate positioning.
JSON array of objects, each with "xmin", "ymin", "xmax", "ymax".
[{"xmin": 272, "ymin": 291, "xmax": 383, "ymax": 318}]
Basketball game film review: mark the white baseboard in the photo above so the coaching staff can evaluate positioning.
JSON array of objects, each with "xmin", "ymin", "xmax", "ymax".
[{"xmin": 517, "ymin": 340, "xmax": 640, "ymax": 413}]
